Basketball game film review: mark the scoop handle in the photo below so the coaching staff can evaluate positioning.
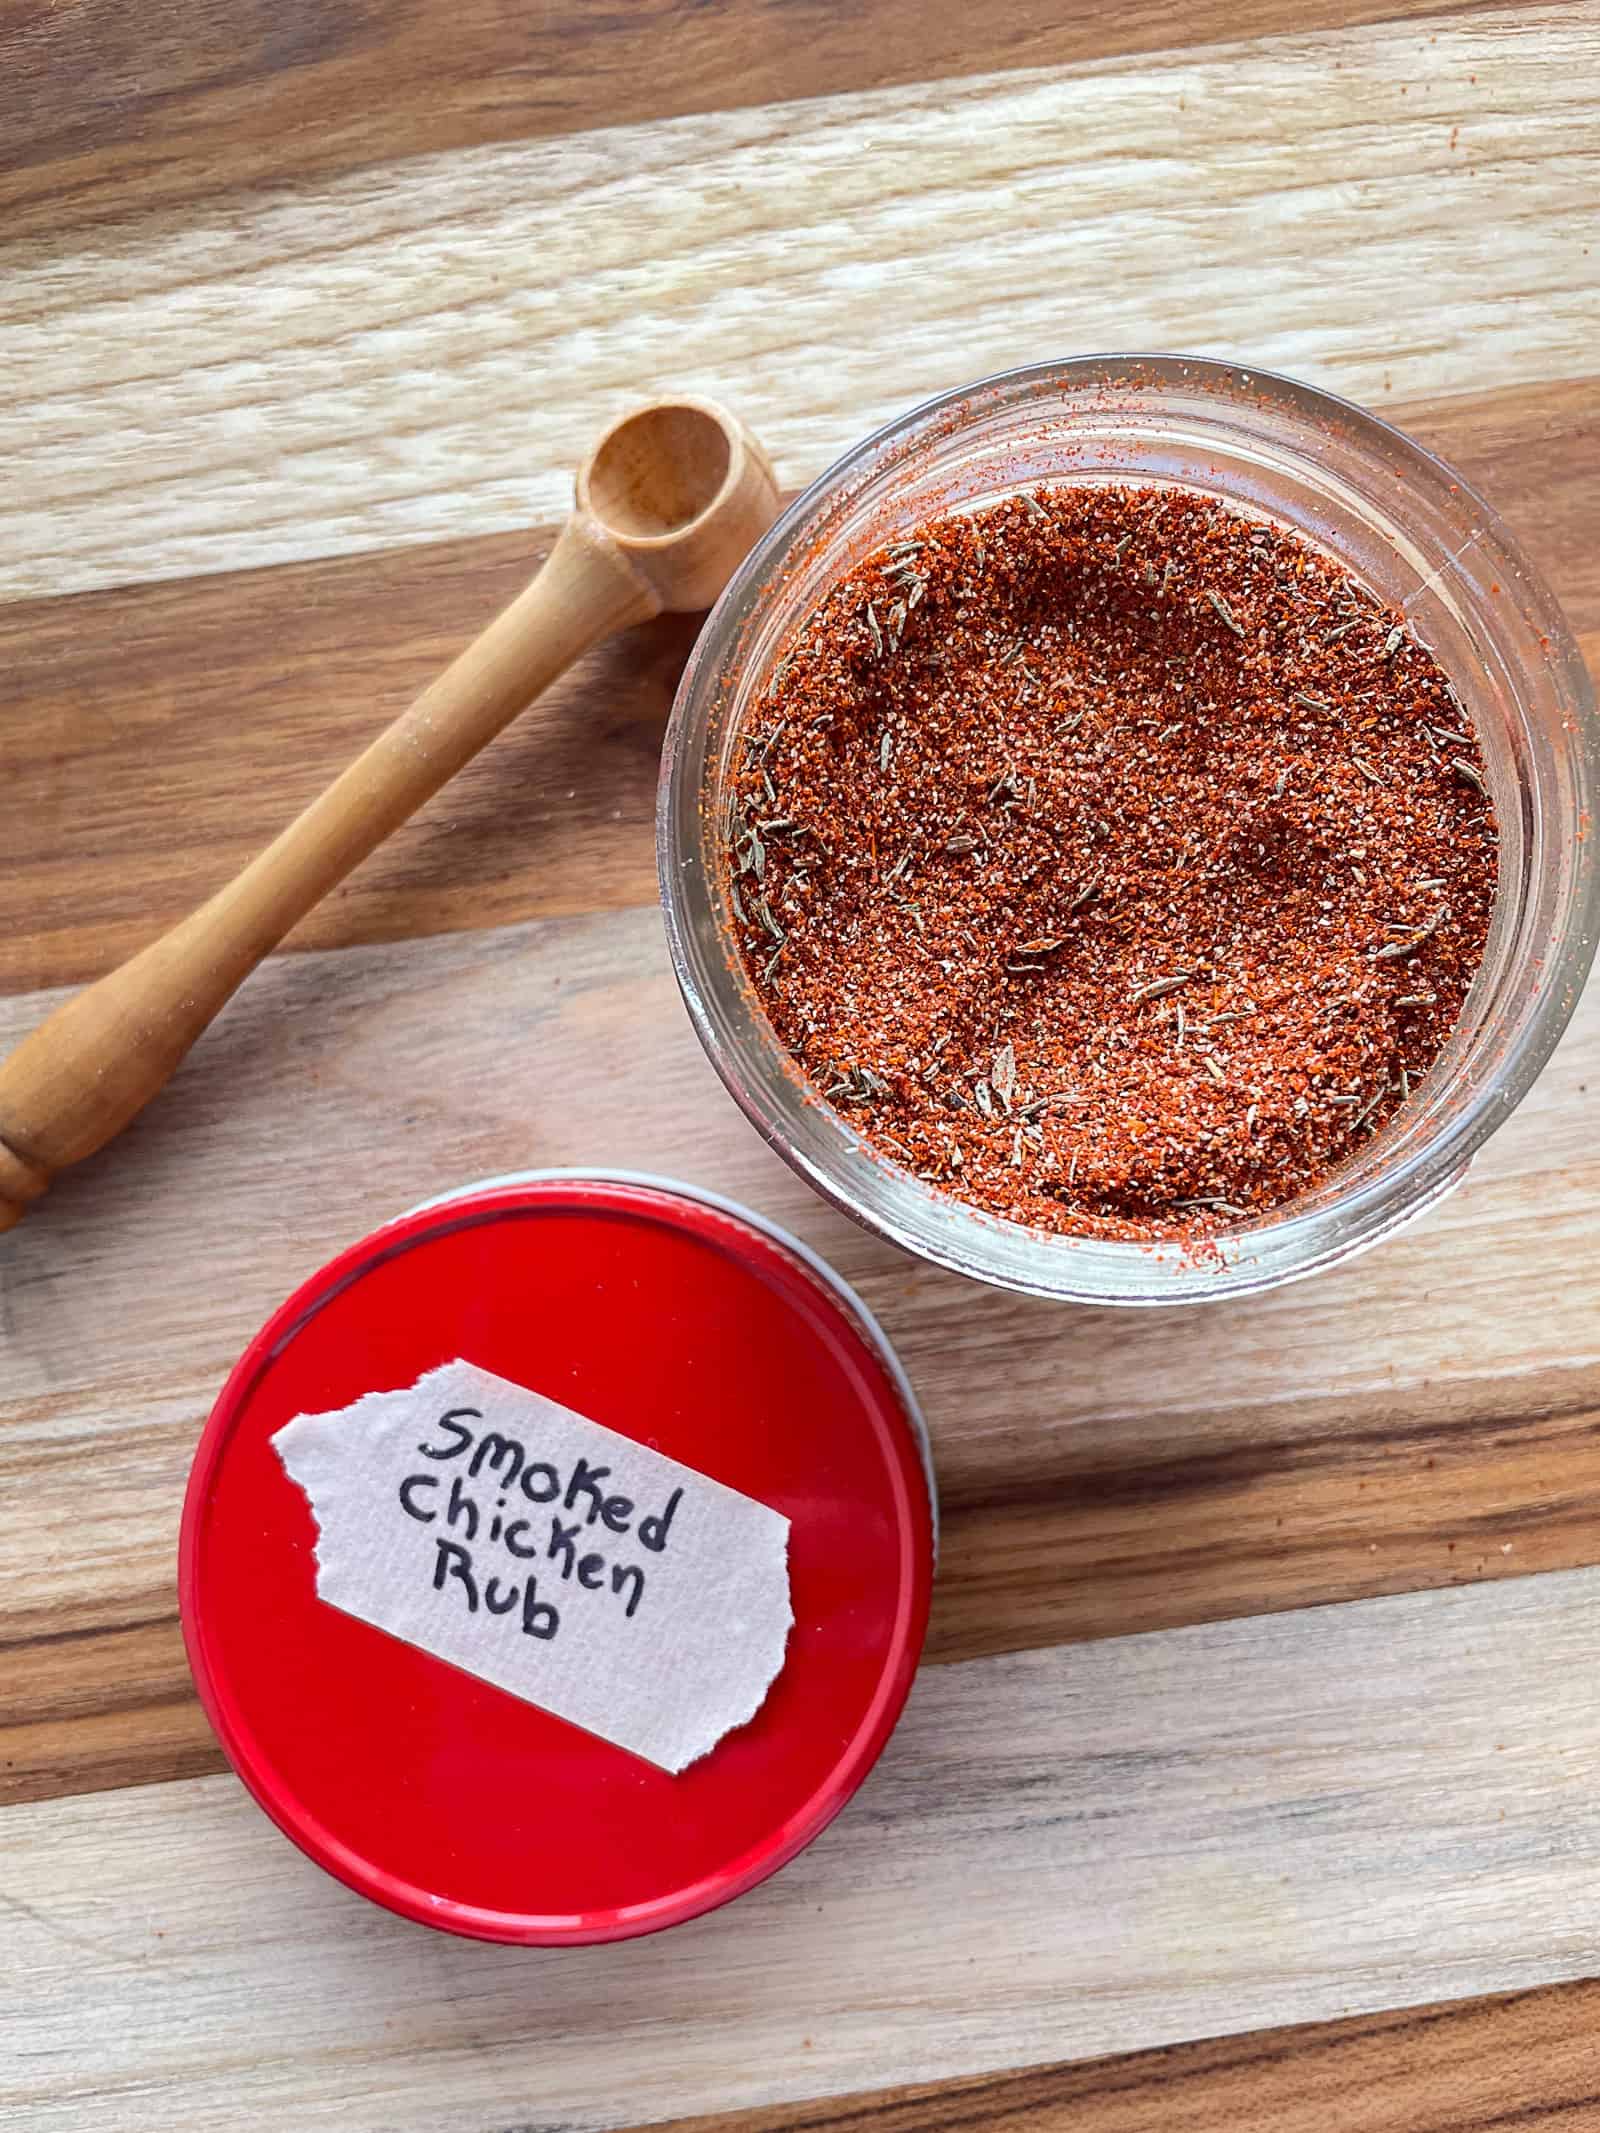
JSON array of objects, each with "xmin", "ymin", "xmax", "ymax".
[{"xmin": 0, "ymin": 515, "xmax": 654, "ymax": 1231}]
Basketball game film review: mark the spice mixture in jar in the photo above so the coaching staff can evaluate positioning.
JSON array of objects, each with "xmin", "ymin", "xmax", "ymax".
[{"xmin": 721, "ymin": 484, "xmax": 1498, "ymax": 1242}]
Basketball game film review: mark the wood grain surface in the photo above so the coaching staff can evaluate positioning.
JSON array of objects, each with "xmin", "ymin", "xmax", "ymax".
[
  {"xmin": 0, "ymin": 0, "xmax": 1506, "ymax": 244},
  {"xmin": 2, "ymin": 915, "xmax": 1597, "ymax": 1810},
  {"xmin": 5, "ymin": 8, "xmax": 1596, "ymax": 597},
  {"xmin": 641, "ymin": 1983, "xmax": 1600, "ymax": 2133},
  {"xmin": 3, "ymin": 0, "xmax": 1598, "ymax": 2124},
  {"xmin": 10, "ymin": 1569, "xmax": 1600, "ymax": 2130}
]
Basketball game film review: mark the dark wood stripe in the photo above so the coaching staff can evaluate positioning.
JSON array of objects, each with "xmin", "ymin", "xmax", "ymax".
[
  {"xmin": 929, "ymin": 1374, "xmax": 1600, "ymax": 1664},
  {"xmin": 1, "ymin": 377, "xmax": 1593, "ymax": 999},
  {"xmin": 0, "ymin": 529, "xmax": 700, "ymax": 993},
  {"xmin": 0, "ymin": 0, "xmax": 1507, "ymax": 245},
  {"xmin": 5, "ymin": 1365, "xmax": 1598, "ymax": 1806},
  {"xmin": 1, "ymin": 1616, "xmax": 219, "ymax": 1805},
  {"xmin": 619, "ymin": 1979, "xmax": 1600, "ymax": 2133}
]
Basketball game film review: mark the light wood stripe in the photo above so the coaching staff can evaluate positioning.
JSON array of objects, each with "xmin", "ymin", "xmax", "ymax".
[
  {"xmin": 3, "ymin": 6, "xmax": 1596, "ymax": 600},
  {"xmin": 636, "ymin": 1982, "xmax": 1600, "ymax": 2133},
  {"xmin": 0, "ymin": 0, "xmax": 1511, "ymax": 246},
  {"xmin": 0, "ymin": 903, "xmax": 1594, "ymax": 1804},
  {"xmin": 8, "ymin": 1566, "xmax": 1600, "ymax": 2131},
  {"xmin": 1, "ymin": 377, "xmax": 1592, "ymax": 998}
]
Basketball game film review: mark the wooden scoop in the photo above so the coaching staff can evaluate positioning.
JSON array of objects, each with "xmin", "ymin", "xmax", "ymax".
[{"xmin": 0, "ymin": 397, "xmax": 780, "ymax": 1231}]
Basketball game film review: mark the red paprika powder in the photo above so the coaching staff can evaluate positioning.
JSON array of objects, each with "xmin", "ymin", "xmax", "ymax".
[{"xmin": 723, "ymin": 484, "xmax": 1497, "ymax": 1241}]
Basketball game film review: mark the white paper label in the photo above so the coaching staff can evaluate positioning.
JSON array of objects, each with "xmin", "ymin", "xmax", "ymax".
[{"xmin": 271, "ymin": 1358, "xmax": 792, "ymax": 1774}]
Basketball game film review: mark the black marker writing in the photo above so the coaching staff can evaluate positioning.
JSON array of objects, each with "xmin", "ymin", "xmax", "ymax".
[
  {"xmin": 399, "ymin": 1405, "xmax": 677, "ymax": 1640},
  {"xmin": 469, "ymin": 1431, "xmax": 525, "ymax": 1488},
  {"xmin": 431, "ymin": 1539, "xmax": 559, "ymax": 1640},
  {"xmin": 417, "ymin": 1408, "xmax": 480, "ymax": 1460}
]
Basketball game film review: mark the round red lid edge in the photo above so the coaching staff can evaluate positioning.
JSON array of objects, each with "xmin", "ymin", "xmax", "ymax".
[{"xmin": 179, "ymin": 1174, "xmax": 935, "ymax": 1947}]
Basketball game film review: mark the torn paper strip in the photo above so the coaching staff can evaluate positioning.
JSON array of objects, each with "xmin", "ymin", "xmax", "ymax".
[{"xmin": 272, "ymin": 1358, "xmax": 792, "ymax": 1774}]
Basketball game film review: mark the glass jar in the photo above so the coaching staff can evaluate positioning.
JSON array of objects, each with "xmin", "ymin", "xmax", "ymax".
[{"xmin": 659, "ymin": 357, "xmax": 1598, "ymax": 1304}]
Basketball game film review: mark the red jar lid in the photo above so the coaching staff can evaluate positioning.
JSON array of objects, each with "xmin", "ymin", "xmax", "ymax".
[{"xmin": 180, "ymin": 1173, "xmax": 934, "ymax": 1946}]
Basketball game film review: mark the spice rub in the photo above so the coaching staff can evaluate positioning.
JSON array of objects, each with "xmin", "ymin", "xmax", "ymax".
[{"xmin": 723, "ymin": 484, "xmax": 1498, "ymax": 1240}]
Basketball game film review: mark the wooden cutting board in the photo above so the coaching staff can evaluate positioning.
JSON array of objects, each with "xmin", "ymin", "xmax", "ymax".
[{"xmin": 2, "ymin": 1, "xmax": 1598, "ymax": 2126}]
